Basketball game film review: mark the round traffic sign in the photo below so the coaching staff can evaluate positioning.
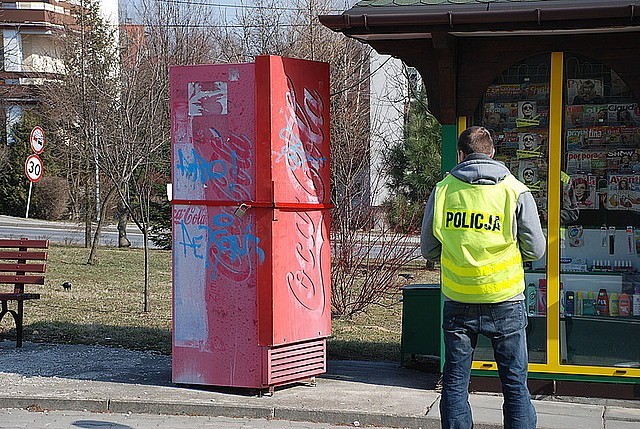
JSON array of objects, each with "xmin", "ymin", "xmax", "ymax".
[
  {"xmin": 29, "ymin": 126, "xmax": 45, "ymax": 154},
  {"xmin": 25, "ymin": 154, "xmax": 44, "ymax": 183}
]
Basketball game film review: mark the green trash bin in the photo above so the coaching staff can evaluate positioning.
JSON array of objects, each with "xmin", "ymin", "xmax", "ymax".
[{"xmin": 400, "ymin": 284, "xmax": 441, "ymax": 365}]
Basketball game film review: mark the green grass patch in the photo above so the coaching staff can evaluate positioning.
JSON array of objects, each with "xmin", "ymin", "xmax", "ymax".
[{"xmin": 0, "ymin": 244, "xmax": 439, "ymax": 362}]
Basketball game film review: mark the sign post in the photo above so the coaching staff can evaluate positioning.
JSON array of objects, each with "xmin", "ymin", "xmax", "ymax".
[{"xmin": 25, "ymin": 126, "xmax": 46, "ymax": 218}]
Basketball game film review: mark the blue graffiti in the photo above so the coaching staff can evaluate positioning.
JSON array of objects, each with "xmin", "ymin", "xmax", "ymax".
[
  {"xmin": 197, "ymin": 213, "xmax": 265, "ymax": 279},
  {"xmin": 176, "ymin": 147, "xmax": 238, "ymax": 190},
  {"xmin": 178, "ymin": 220, "xmax": 204, "ymax": 259}
]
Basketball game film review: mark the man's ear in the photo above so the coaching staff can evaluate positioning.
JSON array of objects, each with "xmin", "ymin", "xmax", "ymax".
[
  {"xmin": 490, "ymin": 148, "xmax": 495, "ymax": 158},
  {"xmin": 458, "ymin": 150, "xmax": 465, "ymax": 163}
]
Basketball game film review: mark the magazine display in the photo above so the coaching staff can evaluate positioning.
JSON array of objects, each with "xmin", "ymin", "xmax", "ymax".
[
  {"xmin": 482, "ymin": 80, "xmax": 551, "ymax": 213},
  {"xmin": 480, "ymin": 61, "xmax": 640, "ymax": 221},
  {"xmin": 564, "ymin": 76, "xmax": 640, "ymax": 213},
  {"xmin": 606, "ymin": 174, "xmax": 640, "ymax": 211}
]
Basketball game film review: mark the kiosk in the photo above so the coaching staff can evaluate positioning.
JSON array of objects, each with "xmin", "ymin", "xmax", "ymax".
[{"xmin": 321, "ymin": 0, "xmax": 640, "ymax": 397}]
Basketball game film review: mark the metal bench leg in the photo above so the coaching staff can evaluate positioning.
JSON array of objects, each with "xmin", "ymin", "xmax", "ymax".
[
  {"xmin": 0, "ymin": 301, "xmax": 7, "ymax": 323},
  {"xmin": 0, "ymin": 300, "xmax": 23, "ymax": 348},
  {"xmin": 16, "ymin": 301, "xmax": 23, "ymax": 348}
]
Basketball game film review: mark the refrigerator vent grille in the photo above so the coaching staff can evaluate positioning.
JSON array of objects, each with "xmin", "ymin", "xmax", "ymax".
[{"xmin": 267, "ymin": 338, "xmax": 326, "ymax": 385}]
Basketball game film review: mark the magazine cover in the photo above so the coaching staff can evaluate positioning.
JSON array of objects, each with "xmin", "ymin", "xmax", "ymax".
[
  {"xmin": 606, "ymin": 174, "xmax": 640, "ymax": 211},
  {"xmin": 518, "ymin": 160, "xmax": 545, "ymax": 193},
  {"xmin": 583, "ymin": 105, "xmax": 608, "ymax": 126},
  {"xmin": 566, "ymin": 150, "xmax": 608, "ymax": 175},
  {"xmin": 483, "ymin": 102, "xmax": 518, "ymax": 131},
  {"xmin": 621, "ymin": 127, "xmax": 640, "ymax": 146},
  {"xmin": 494, "ymin": 131, "xmax": 519, "ymax": 148},
  {"xmin": 516, "ymin": 132, "xmax": 547, "ymax": 159},
  {"xmin": 494, "ymin": 131, "xmax": 519, "ymax": 160},
  {"xmin": 607, "ymin": 103, "xmax": 640, "ymax": 127},
  {"xmin": 565, "ymin": 105, "xmax": 584, "ymax": 128},
  {"xmin": 485, "ymin": 83, "xmax": 549, "ymax": 102},
  {"xmin": 571, "ymin": 173, "xmax": 598, "ymax": 209},
  {"xmin": 519, "ymin": 83, "xmax": 550, "ymax": 101},
  {"xmin": 570, "ymin": 126, "xmax": 622, "ymax": 147},
  {"xmin": 565, "ymin": 105, "xmax": 608, "ymax": 127},
  {"xmin": 516, "ymin": 101, "xmax": 538, "ymax": 128},
  {"xmin": 567, "ymin": 79, "xmax": 604, "ymax": 105},
  {"xmin": 607, "ymin": 149, "xmax": 636, "ymax": 173},
  {"xmin": 485, "ymin": 84, "xmax": 522, "ymax": 102},
  {"xmin": 566, "ymin": 128, "xmax": 589, "ymax": 149}
]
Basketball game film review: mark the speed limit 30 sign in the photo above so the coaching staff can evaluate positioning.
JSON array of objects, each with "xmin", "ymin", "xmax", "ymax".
[{"xmin": 25, "ymin": 154, "xmax": 43, "ymax": 183}]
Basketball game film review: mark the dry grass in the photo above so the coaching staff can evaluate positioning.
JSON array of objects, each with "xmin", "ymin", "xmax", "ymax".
[
  {"xmin": 329, "ymin": 267, "xmax": 439, "ymax": 361},
  {"xmin": 1, "ymin": 244, "xmax": 173, "ymax": 353},
  {"xmin": 0, "ymin": 244, "xmax": 440, "ymax": 362}
]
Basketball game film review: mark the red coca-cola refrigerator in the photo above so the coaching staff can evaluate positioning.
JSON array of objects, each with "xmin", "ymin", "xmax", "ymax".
[{"xmin": 170, "ymin": 56, "xmax": 331, "ymax": 389}]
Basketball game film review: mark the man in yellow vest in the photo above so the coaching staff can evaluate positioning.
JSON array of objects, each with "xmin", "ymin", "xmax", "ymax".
[{"xmin": 421, "ymin": 126, "xmax": 545, "ymax": 429}]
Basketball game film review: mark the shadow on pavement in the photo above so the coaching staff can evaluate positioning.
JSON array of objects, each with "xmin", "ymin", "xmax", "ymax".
[
  {"xmin": 0, "ymin": 340, "xmax": 172, "ymax": 386},
  {"xmin": 73, "ymin": 421, "xmax": 132, "ymax": 429}
]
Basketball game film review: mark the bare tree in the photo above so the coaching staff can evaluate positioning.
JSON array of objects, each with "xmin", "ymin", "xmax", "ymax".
[
  {"xmin": 41, "ymin": 0, "xmax": 120, "ymax": 258},
  {"xmin": 103, "ymin": 0, "xmax": 219, "ymax": 311}
]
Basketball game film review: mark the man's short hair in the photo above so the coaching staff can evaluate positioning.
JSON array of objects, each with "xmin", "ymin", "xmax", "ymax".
[{"xmin": 458, "ymin": 126, "xmax": 494, "ymax": 156}]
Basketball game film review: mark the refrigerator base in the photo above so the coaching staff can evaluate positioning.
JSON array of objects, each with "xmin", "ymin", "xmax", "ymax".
[{"xmin": 172, "ymin": 337, "xmax": 327, "ymax": 390}]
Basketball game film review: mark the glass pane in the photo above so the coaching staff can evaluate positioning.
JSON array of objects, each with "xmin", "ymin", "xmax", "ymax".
[
  {"xmin": 561, "ymin": 54, "xmax": 640, "ymax": 368},
  {"xmin": 475, "ymin": 54, "xmax": 550, "ymax": 364}
]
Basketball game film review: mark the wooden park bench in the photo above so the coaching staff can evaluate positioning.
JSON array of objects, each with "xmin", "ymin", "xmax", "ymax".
[{"xmin": 0, "ymin": 238, "xmax": 49, "ymax": 347}]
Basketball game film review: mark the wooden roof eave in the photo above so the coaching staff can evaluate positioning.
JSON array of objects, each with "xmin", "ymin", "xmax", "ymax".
[
  {"xmin": 319, "ymin": 4, "xmax": 640, "ymax": 37},
  {"xmin": 320, "ymin": 3, "xmax": 640, "ymax": 124}
]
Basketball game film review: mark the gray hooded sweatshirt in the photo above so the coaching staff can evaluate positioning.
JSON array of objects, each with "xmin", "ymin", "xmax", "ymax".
[{"xmin": 420, "ymin": 153, "xmax": 546, "ymax": 301}]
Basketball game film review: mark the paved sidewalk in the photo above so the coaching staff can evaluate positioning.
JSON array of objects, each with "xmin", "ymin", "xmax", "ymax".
[{"xmin": 0, "ymin": 341, "xmax": 638, "ymax": 429}]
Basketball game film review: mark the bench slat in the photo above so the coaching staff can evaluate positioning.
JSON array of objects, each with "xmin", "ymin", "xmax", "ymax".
[
  {"xmin": 0, "ymin": 274, "xmax": 45, "ymax": 285},
  {"xmin": 0, "ymin": 293, "xmax": 41, "ymax": 300},
  {"xmin": 0, "ymin": 239, "xmax": 49, "ymax": 249},
  {"xmin": 0, "ymin": 263, "xmax": 46, "ymax": 273},
  {"xmin": 0, "ymin": 251, "xmax": 48, "ymax": 261}
]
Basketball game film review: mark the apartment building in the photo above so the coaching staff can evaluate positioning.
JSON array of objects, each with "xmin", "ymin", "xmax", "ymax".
[{"xmin": 0, "ymin": 0, "xmax": 118, "ymax": 140}]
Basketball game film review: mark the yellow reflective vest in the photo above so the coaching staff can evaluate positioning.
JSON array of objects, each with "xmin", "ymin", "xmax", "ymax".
[{"xmin": 433, "ymin": 174, "xmax": 529, "ymax": 303}]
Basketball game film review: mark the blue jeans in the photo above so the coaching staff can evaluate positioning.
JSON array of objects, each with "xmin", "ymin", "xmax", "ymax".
[{"xmin": 440, "ymin": 300, "xmax": 536, "ymax": 429}]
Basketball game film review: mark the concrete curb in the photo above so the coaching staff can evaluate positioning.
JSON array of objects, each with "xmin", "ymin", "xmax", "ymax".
[
  {"xmin": 274, "ymin": 407, "xmax": 438, "ymax": 429},
  {"xmin": 0, "ymin": 395, "xmax": 525, "ymax": 429},
  {"xmin": 0, "ymin": 397, "xmax": 109, "ymax": 413},
  {"xmin": 108, "ymin": 399, "xmax": 274, "ymax": 419}
]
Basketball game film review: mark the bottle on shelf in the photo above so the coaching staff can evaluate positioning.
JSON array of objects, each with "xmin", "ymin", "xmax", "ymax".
[
  {"xmin": 538, "ymin": 279, "xmax": 547, "ymax": 316},
  {"xmin": 619, "ymin": 292, "xmax": 631, "ymax": 317},
  {"xmin": 575, "ymin": 291, "xmax": 583, "ymax": 316},
  {"xmin": 583, "ymin": 291, "xmax": 596, "ymax": 316},
  {"xmin": 565, "ymin": 290, "xmax": 575, "ymax": 316},
  {"xmin": 526, "ymin": 283, "xmax": 537, "ymax": 315},
  {"xmin": 595, "ymin": 288, "xmax": 609, "ymax": 316},
  {"xmin": 610, "ymin": 292, "xmax": 619, "ymax": 317},
  {"xmin": 633, "ymin": 284, "xmax": 640, "ymax": 316}
]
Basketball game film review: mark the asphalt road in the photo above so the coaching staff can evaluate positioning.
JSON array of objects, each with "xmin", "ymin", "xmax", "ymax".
[
  {"xmin": 0, "ymin": 215, "xmax": 151, "ymax": 248},
  {"xmin": 0, "ymin": 214, "xmax": 423, "ymax": 257},
  {"xmin": 0, "ymin": 409, "xmax": 396, "ymax": 429}
]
